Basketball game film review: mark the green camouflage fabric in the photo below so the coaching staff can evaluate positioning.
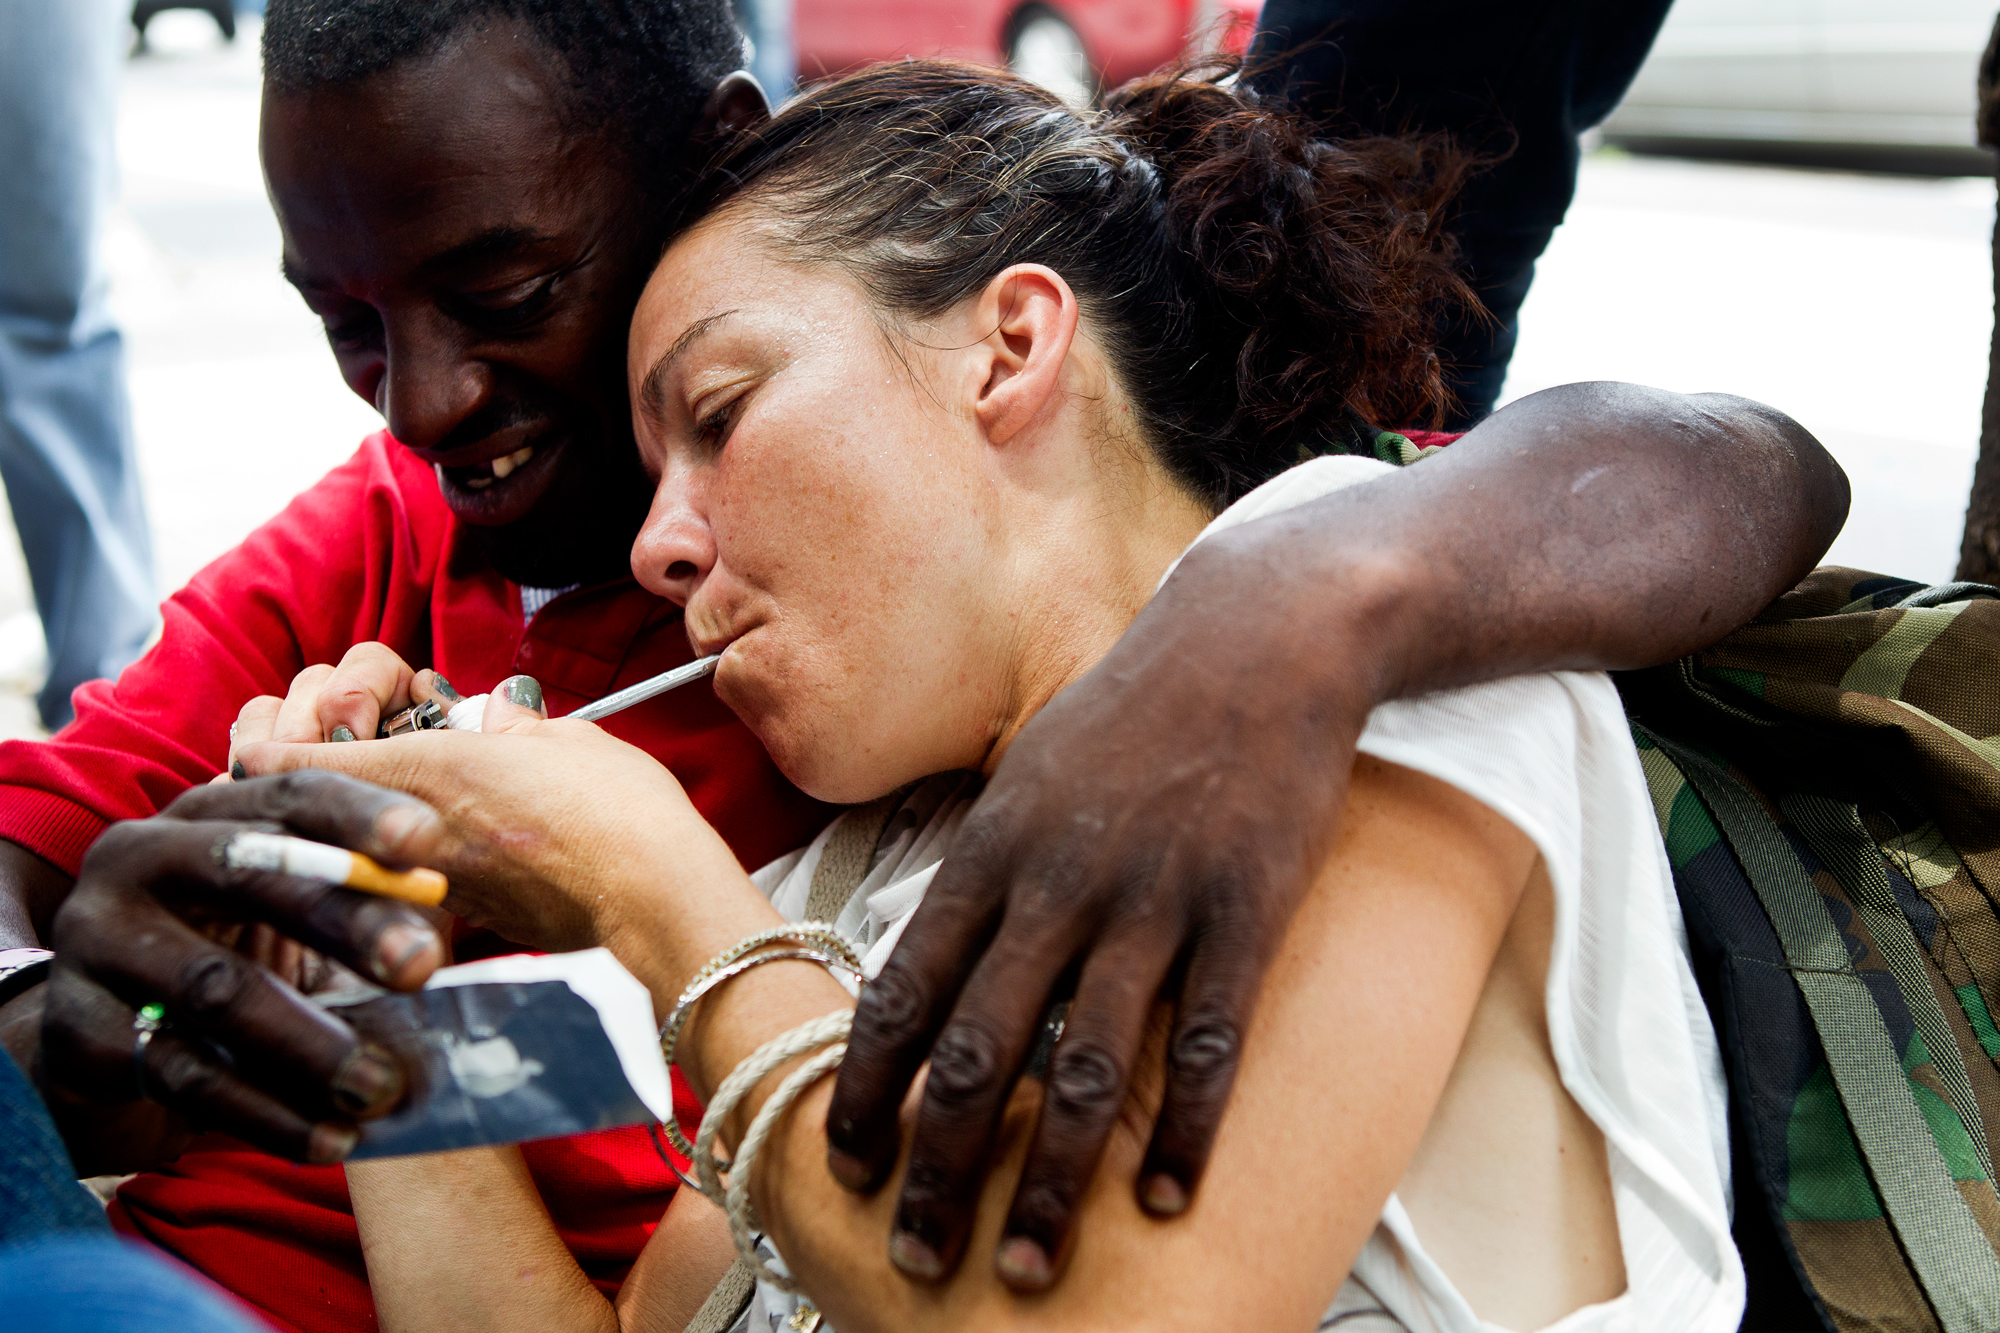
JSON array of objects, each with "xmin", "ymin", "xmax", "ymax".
[
  {"xmin": 1617, "ymin": 568, "xmax": 2000, "ymax": 1333},
  {"xmin": 1371, "ymin": 429, "xmax": 1447, "ymax": 467}
]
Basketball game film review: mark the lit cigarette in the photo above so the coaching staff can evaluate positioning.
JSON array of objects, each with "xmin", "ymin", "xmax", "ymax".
[{"xmin": 222, "ymin": 831, "xmax": 448, "ymax": 907}]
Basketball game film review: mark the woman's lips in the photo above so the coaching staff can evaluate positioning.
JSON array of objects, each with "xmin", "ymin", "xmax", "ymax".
[
  {"xmin": 692, "ymin": 627, "xmax": 742, "ymax": 660},
  {"xmin": 434, "ymin": 434, "xmax": 567, "ymax": 526}
]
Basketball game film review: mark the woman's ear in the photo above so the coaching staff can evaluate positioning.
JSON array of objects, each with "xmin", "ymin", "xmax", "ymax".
[{"xmin": 973, "ymin": 265, "xmax": 1080, "ymax": 447}]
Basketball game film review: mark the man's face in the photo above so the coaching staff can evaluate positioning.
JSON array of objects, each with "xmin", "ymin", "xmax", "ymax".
[{"xmin": 260, "ymin": 20, "xmax": 660, "ymax": 586}]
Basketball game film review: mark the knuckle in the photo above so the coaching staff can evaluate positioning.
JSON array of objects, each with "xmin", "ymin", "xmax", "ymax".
[
  {"xmin": 318, "ymin": 681, "xmax": 376, "ymax": 714},
  {"xmin": 82, "ymin": 819, "xmax": 148, "ymax": 870},
  {"xmin": 342, "ymin": 641, "xmax": 395, "ymax": 668},
  {"xmin": 896, "ymin": 1156, "xmax": 956, "ymax": 1203},
  {"xmin": 176, "ymin": 952, "xmax": 255, "ymax": 1022},
  {"xmin": 266, "ymin": 768, "xmax": 339, "ymax": 809},
  {"xmin": 1018, "ymin": 849, "xmax": 1095, "ymax": 915},
  {"xmin": 942, "ymin": 812, "xmax": 1011, "ymax": 880},
  {"xmin": 238, "ymin": 692, "xmax": 283, "ymax": 718},
  {"xmin": 1007, "ymin": 1177, "xmax": 1074, "ymax": 1232},
  {"xmin": 149, "ymin": 1041, "xmax": 226, "ymax": 1103},
  {"xmin": 853, "ymin": 966, "xmax": 929, "ymax": 1045},
  {"xmin": 1169, "ymin": 1015, "xmax": 1242, "ymax": 1084},
  {"xmin": 925, "ymin": 1025, "xmax": 1004, "ymax": 1106},
  {"xmin": 1045, "ymin": 1041, "xmax": 1125, "ymax": 1120},
  {"xmin": 49, "ymin": 891, "xmax": 119, "ymax": 953}
]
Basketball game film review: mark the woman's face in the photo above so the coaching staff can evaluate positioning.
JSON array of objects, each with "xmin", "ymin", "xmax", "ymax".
[{"xmin": 625, "ymin": 216, "xmax": 1023, "ymax": 802}]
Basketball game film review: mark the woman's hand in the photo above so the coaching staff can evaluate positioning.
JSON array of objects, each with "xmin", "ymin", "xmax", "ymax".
[
  {"xmin": 223, "ymin": 644, "xmax": 457, "ymax": 776},
  {"xmin": 232, "ymin": 687, "xmax": 739, "ymax": 977}
]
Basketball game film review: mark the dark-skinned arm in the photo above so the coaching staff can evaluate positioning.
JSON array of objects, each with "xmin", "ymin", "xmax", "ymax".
[
  {"xmin": 0, "ymin": 837, "xmax": 68, "ymax": 952},
  {"xmin": 16, "ymin": 381, "xmax": 1842, "ymax": 1267},
  {"xmin": 827, "ymin": 381, "xmax": 1848, "ymax": 1288}
]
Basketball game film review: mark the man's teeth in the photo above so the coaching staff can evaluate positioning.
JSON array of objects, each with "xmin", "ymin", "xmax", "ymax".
[
  {"xmin": 461, "ymin": 446, "xmax": 535, "ymax": 492},
  {"xmin": 490, "ymin": 446, "xmax": 534, "ymax": 479}
]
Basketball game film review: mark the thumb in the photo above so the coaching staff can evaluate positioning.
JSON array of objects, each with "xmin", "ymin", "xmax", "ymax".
[{"xmin": 481, "ymin": 675, "xmax": 548, "ymax": 734}]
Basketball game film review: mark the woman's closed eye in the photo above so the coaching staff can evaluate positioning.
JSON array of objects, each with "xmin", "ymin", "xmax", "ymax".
[{"xmin": 692, "ymin": 391, "xmax": 747, "ymax": 450}]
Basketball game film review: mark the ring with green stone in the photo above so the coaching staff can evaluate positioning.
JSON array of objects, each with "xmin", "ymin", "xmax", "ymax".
[{"xmin": 132, "ymin": 1001, "xmax": 168, "ymax": 1101}]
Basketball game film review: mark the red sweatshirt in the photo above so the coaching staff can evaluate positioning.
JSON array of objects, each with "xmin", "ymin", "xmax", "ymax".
[{"xmin": 0, "ymin": 433, "xmax": 836, "ymax": 1332}]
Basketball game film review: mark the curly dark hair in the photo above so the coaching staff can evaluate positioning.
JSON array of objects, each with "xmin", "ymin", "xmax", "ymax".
[
  {"xmin": 678, "ymin": 58, "xmax": 1478, "ymax": 507},
  {"xmin": 262, "ymin": 0, "xmax": 744, "ymax": 203}
]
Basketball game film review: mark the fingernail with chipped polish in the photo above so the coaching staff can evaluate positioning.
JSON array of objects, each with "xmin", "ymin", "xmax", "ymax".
[
  {"xmin": 330, "ymin": 1048, "xmax": 402, "ymax": 1116},
  {"xmin": 306, "ymin": 1122, "xmax": 360, "ymax": 1164},
  {"xmin": 328, "ymin": 725, "xmax": 356, "ymax": 743},
  {"xmin": 498, "ymin": 674, "xmax": 544, "ymax": 716},
  {"xmin": 826, "ymin": 1147, "xmax": 873, "ymax": 1191},
  {"xmin": 229, "ymin": 759, "xmax": 247, "ymax": 782},
  {"xmin": 427, "ymin": 672, "xmax": 464, "ymax": 704},
  {"xmin": 371, "ymin": 921, "xmax": 438, "ymax": 985},
  {"xmin": 888, "ymin": 1231, "xmax": 945, "ymax": 1282},
  {"xmin": 995, "ymin": 1238, "xmax": 1054, "ymax": 1291},
  {"xmin": 1142, "ymin": 1173, "xmax": 1189, "ymax": 1216}
]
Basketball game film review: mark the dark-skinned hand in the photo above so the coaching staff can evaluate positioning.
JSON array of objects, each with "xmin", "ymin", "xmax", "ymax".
[
  {"xmin": 827, "ymin": 522, "xmax": 1379, "ymax": 1290},
  {"xmin": 39, "ymin": 771, "xmax": 449, "ymax": 1166},
  {"xmin": 824, "ymin": 384, "xmax": 1850, "ymax": 1290}
]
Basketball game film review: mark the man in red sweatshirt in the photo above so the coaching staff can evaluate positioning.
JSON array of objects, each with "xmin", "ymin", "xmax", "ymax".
[{"xmin": 0, "ymin": 0, "xmax": 1848, "ymax": 1328}]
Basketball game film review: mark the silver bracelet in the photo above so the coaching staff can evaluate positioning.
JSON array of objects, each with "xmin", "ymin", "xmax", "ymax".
[
  {"xmin": 665, "ymin": 923, "xmax": 862, "ymax": 1024},
  {"xmin": 660, "ymin": 932, "xmax": 864, "ymax": 1164}
]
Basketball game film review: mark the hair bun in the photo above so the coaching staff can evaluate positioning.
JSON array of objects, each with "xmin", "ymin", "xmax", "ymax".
[{"xmin": 1101, "ymin": 61, "xmax": 1477, "ymax": 453}]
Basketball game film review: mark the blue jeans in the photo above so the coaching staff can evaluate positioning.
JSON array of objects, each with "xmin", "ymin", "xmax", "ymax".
[
  {"xmin": 0, "ymin": 0, "xmax": 159, "ymax": 730},
  {"xmin": 0, "ymin": 1047, "xmax": 265, "ymax": 1331},
  {"xmin": 1250, "ymin": 0, "xmax": 1674, "ymax": 426}
]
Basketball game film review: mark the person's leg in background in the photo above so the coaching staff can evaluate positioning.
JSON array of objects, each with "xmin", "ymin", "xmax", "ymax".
[
  {"xmin": 1249, "ymin": 0, "xmax": 1675, "ymax": 427},
  {"xmin": 0, "ymin": 1047, "xmax": 269, "ymax": 1332},
  {"xmin": 0, "ymin": 0, "xmax": 159, "ymax": 732}
]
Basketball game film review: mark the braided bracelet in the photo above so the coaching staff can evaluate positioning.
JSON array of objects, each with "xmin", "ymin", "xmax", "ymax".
[
  {"xmin": 687, "ymin": 1009, "xmax": 854, "ymax": 1289},
  {"xmin": 691, "ymin": 1007, "xmax": 855, "ymax": 1203},
  {"xmin": 727, "ymin": 1037, "xmax": 849, "ymax": 1293},
  {"xmin": 660, "ymin": 946, "xmax": 864, "ymax": 1164}
]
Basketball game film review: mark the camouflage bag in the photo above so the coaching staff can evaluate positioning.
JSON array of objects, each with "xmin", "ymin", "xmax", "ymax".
[{"xmin": 1616, "ymin": 568, "xmax": 2000, "ymax": 1332}]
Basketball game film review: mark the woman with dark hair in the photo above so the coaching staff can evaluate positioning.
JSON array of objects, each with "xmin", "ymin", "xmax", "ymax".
[{"xmin": 237, "ymin": 60, "xmax": 1741, "ymax": 1333}]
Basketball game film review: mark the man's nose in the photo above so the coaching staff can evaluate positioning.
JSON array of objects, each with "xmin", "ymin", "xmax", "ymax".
[
  {"xmin": 377, "ymin": 318, "xmax": 487, "ymax": 455},
  {"xmin": 631, "ymin": 475, "xmax": 716, "ymax": 607}
]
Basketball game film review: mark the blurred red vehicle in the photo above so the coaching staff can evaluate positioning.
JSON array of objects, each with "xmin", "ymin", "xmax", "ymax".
[{"xmin": 793, "ymin": 0, "xmax": 1262, "ymax": 105}]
